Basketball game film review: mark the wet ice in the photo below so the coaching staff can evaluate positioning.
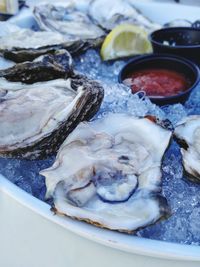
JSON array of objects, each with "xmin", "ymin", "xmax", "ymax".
[
  {"xmin": 0, "ymin": 157, "xmax": 55, "ymax": 201},
  {"xmin": 1, "ymin": 49, "xmax": 200, "ymax": 245}
]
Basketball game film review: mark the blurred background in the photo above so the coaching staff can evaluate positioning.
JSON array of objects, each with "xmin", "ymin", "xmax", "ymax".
[{"xmin": 1, "ymin": 0, "xmax": 200, "ymax": 16}]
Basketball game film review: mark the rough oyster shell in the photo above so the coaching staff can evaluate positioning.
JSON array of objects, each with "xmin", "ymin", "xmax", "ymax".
[
  {"xmin": 174, "ymin": 116, "xmax": 200, "ymax": 182},
  {"xmin": 0, "ymin": 54, "xmax": 104, "ymax": 159},
  {"xmin": 34, "ymin": 4, "xmax": 105, "ymax": 41},
  {"xmin": 41, "ymin": 113, "xmax": 171, "ymax": 232},
  {"xmin": 0, "ymin": 50, "xmax": 73, "ymax": 83},
  {"xmin": 0, "ymin": 22, "xmax": 103, "ymax": 63},
  {"xmin": 89, "ymin": 0, "xmax": 160, "ymax": 32}
]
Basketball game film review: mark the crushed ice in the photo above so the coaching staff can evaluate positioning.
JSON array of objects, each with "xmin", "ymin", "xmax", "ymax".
[{"xmin": 1, "ymin": 49, "xmax": 200, "ymax": 245}]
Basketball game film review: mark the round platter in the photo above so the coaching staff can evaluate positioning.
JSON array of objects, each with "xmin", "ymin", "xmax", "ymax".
[{"xmin": 1, "ymin": 1, "xmax": 200, "ymax": 267}]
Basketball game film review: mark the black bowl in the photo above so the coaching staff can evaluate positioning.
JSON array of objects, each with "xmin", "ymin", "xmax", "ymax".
[
  {"xmin": 149, "ymin": 27, "xmax": 200, "ymax": 65},
  {"xmin": 118, "ymin": 54, "xmax": 200, "ymax": 106}
]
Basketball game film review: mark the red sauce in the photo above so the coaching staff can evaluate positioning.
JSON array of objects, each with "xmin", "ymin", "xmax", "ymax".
[{"xmin": 124, "ymin": 68, "xmax": 190, "ymax": 97}]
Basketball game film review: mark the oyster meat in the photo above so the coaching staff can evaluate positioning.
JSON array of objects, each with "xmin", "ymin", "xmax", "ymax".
[
  {"xmin": 41, "ymin": 113, "xmax": 171, "ymax": 232},
  {"xmin": 0, "ymin": 54, "xmax": 104, "ymax": 159},
  {"xmin": 174, "ymin": 116, "xmax": 200, "ymax": 182},
  {"xmin": 89, "ymin": 0, "xmax": 160, "ymax": 32},
  {"xmin": 34, "ymin": 3, "xmax": 105, "ymax": 41},
  {"xmin": 0, "ymin": 22, "xmax": 102, "ymax": 63}
]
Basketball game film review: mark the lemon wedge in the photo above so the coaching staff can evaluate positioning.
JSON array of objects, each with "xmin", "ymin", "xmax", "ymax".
[
  {"xmin": 100, "ymin": 24, "xmax": 152, "ymax": 60},
  {"xmin": 0, "ymin": 1, "xmax": 6, "ymax": 13}
]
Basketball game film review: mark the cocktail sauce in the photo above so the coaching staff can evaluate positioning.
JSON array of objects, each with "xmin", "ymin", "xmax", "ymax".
[{"xmin": 124, "ymin": 68, "xmax": 190, "ymax": 97}]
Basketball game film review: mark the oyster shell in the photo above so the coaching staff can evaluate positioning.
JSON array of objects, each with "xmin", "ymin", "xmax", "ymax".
[
  {"xmin": 0, "ymin": 22, "xmax": 102, "ymax": 63},
  {"xmin": 41, "ymin": 113, "xmax": 171, "ymax": 232},
  {"xmin": 0, "ymin": 50, "xmax": 73, "ymax": 83},
  {"xmin": 0, "ymin": 57, "xmax": 104, "ymax": 159},
  {"xmin": 164, "ymin": 19, "xmax": 192, "ymax": 28},
  {"xmin": 174, "ymin": 116, "xmax": 200, "ymax": 182},
  {"xmin": 34, "ymin": 4, "xmax": 105, "ymax": 41},
  {"xmin": 0, "ymin": 22, "xmax": 20, "ymax": 37},
  {"xmin": 89, "ymin": 0, "xmax": 160, "ymax": 32}
]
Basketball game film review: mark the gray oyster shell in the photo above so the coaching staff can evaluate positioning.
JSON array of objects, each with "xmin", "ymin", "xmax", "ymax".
[
  {"xmin": 0, "ymin": 50, "xmax": 73, "ymax": 83},
  {"xmin": 0, "ymin": 22, "xmax": 103, "ymax": 63},
  {"xmin": 89, "ymin": 0, "xmax": 160, "ymax": 32},
  {"xmin": 1, "ymin": 38, "xmax": 104, "ymax": 63},
  {"xmin": 0, "ymin": 54, "xmax": 104, "ymax": 159},
  {"xmin": 34, "ymin": 4, "xmax": 105, "ymax": 41},
  {"xmin": 174, "ymin": 116, "xmax": 200, "ymax": 183},
  {"xmin": 41, "ymin": 113, "xmax": 171, "ymax": 232}
]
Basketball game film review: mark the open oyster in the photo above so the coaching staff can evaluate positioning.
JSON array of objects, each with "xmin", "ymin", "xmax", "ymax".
[
  {"xmin": 34, "ymin": 4, "xmax": 105, "ymax": 41},
  {"xmin": 41, "ymin": 113, "xmax": 171, "ymax": 232},
  {"xmin": 89, "ymin": 0, "xmax": 160, "ymax": 32},
  {"xmin": 0, "ymin": 53, "xmax": 104, "ymax": 159},
  {"xmin": 0, "ymin": 22, "xmax": 102, "ymax": 63},
  {"xmin": 174, "ymin": 116, "xmax": 200, "ymax": 182}
]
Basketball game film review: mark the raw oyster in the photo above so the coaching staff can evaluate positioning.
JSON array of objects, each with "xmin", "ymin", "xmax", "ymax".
[
  {"xmin": 0, "ymin": 64, "xmax": 104, "ymax": 159},
  {"xmin": 41, "ymin": 113, "xmax": 171, "ymax": 232},
  {"xmin": 174, "ymin": 116, "xmax": 200, "ymax": 182},
  {"xmin": 0, "ymin": 22, "xmax": 102, "ymax": 63},
  {"xmin": 89, "ymin": 0, "xmax": 160, "ymax": 32},
  {"xmin": 34, "ymin": 4, "xmax": 105, "ymax": 41}
]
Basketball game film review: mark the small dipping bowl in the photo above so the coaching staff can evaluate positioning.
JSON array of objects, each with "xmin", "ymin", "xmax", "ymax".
[
  {"xmin": 149, "ymin": 27, "xmax": 200, "ymax": 65},
  {"xmin": 118, "ymin": 54, "xmax": 200, "ymax": 106}
]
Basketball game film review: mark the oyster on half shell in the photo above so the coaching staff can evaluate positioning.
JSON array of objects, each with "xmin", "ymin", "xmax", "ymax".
[
  {"xmin": 41, "ymin": 113, "xmax": 171, "ymax": 232},
  {"xmin": 34, "ymin": 4, "xmax": 105, "ymax": 41},
  {"xmin": 0, "ymin": 22, "xmax": 103, "ymax": 63},
  {"xmin": 89, "ymin": 0, "xmax": 160, "ymax": 32},
  {"xmin": 0, "ymin": 53, "xmax": 104, "ymax": 159},
  {"xmin": 174, "ymin": 116, "xmax": 200, "ymax": 182}
]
